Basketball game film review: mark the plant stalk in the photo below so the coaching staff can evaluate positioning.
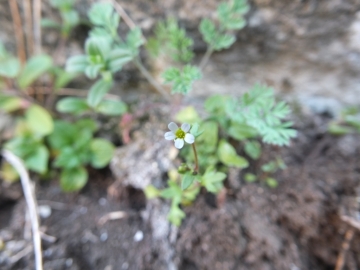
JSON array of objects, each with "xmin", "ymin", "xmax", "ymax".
[
  {"xmin": 192, "ymin": 142, "xmax": 199, "ymax": 173},
  {"xmin": 133, "ymin": 57, "xmax": 171, "ymax": 100}
]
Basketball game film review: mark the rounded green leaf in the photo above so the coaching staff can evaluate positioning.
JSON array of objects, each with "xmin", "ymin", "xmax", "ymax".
[
  {"xmin": 56, "ymin": 97, "xmax": 89, "ymax": 115},
  {"xmin": 244, "ymin": 173, "xmax": 257, "ymax": 183},
  {"xmin": 217, "ymin": 140, "xmax": 248, "ymax": 168},
  {"xmin": 244, "ymin": 141, "xmax": 261, "ymax": 160},
  {"xmin": 0, "ymin": 57, "xmax": 20, "ymax": 78},
  {"xmin": 24, "ymin": 145, "xmax": 49, "ymax": 174},
  {"xmin": 18, "ymin": 55, "xmax": 53, "ymax": 89},
  {"xmin": 25, "ymin": 105, "xmax": 54, "ymax": 136},
  {"xmin": 90, "ymin": 138, "xmax": 115, "ymax": 168},
  {"xmin": 65, "ymin": 55, "xmax": 88, "ymax": 73},
  {"xmin": 181, "ymin": 173, "xmax": 196, "ymax": 190},
  {"xmin": 0, "ymin": 96, "xmax": 23, "ymax": 112},
  {"xmin": 60, "ymin": 167, "xmax": 88, "ymax": 192},
  {"xmin": 87, "ymin": 80, "xmax": 112, "ymax": 108},
  {"xmin": 266, "ymin": 177, "xmax": 278, "ymax": 188},
  {"xmin": 95, "ymin": 99, "xmax": 127, "ymax": 116}
]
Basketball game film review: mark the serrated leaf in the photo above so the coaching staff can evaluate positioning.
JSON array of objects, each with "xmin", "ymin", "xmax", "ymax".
[
  {"xmin": 90, "ymin": 138, "xmax": 115, "ymax": 168},
  {"xmin": 201, "ymin": 168, "xmax": 226, "ymax": 193},
  {"xmin": 126, "ymin": 27, "xmax": 144, "ymax": 53},
  {"xmin": 168, "ymin": 198, "xmax": 185, "ymax": 226},
  {"xmin": 95, "ymin": 99, "xmax": 127, "ymax": 116},
  {"xmin": 0, "ymin": 57, "xmax": 20, "ymax": 78},
  {"xmin": 24, "ymin": 145, "xmax": 49, "ymax": 174},
  {"xmin": 107, "ymin": 48, "xmax": 133, "ymax": 72},
  {"xmin": 56, "ymin": 97, "xmax": 89, "ymax": 115},
  {"xmin": 25, "ymin": 105, "xmax": 54, "ymax": 136},
  {"xmin": 60, "ymin": 167, "xmax": 88, "ymax": 192},
  {"xmin": 160, "ymin": 181, "xmax": 182, "ymax": 199},
  {"xmin": 87, "ymin": 80, "xmax": 112, "ymax": 107},
  {"xmin": 162, "ymin": 65, "xmax": 201, "ymax": 94},
  {"xmin": 18, "ymin": 55, "xmax": 53, "ymax": 89},
  {"xmin": 218, "ymin": 139, "xmax": 249, "ymax": 168}
]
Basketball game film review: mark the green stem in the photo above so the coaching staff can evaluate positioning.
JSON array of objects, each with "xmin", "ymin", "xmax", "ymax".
[
  {"xmin": 192, "ymin": 142, "xmax": 199, "ymax": 174},
  {"xmin": 133, "ymin": 57, "xmax": 171, "ymax": 101},
  {"xmin": 199, "ymin": 46, "xmax": 214, "ymax": 71}
]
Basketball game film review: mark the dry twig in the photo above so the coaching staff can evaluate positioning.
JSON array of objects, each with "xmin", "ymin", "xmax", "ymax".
[
  {"xmin": 98, "ymin": 211, "xmax": 128, "ymax": 226},
  {"xmin": 33, "ymin": 0, "xmax": 42, "ymax": 54},
  {"xmin": 2, "ymin": 150, "xmax": 43, "ymax": 270},
  {"xmin": 23, "ymin": 0, "xmax": 34, "ymax": 55},
  {"xmin": 9, "ymin": 0, "xmax": 27, "ymax": 63},
  {"xmin": 335, "ymin": 228, "xmax": 355, "ymax": 270}
]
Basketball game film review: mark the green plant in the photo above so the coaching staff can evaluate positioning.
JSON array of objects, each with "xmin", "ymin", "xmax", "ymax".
[
  {"xmin": 328, "ymin": 106, "xmax": 360, "ymax": 135},
  {"xmin": 47, "ymin": 119, "xmax": 114, "ymax": 191},
  {"xmin": 42, "ymin": 0, "xmax": 79, "ymax": 38},
  {"xmin": 146, "ymin": 84, "xmax": 296, "ymax": 225}
]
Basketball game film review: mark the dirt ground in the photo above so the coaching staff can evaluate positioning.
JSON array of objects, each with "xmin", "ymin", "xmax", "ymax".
[{"xmin": 0, "ymin": 101, "xmax": 360, "ymax": 270}]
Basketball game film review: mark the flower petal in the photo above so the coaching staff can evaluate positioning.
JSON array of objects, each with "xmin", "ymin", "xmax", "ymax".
[
  {"xmin": 184, "ymin": 133, "xmax": 195, "ymax": 144},
  {"xmin": 181, "ymin": 123, "xmax": 190, "ymax": 132},
  {"xmin": 168, "ymin": 122, "xmax": 178, "ymax": 132},
  {"xmin": 164, "ymin": 132, "xmax": 175, "ymax": 140},
  {"xmin": 174, "ymin": 138, "xmax": 184, "ymax": 149}
]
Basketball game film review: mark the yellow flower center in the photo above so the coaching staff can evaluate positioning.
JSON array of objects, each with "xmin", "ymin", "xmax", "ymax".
[{"xmin": 175, "ymin": 129, "xmax": 185, "ymax": 139}]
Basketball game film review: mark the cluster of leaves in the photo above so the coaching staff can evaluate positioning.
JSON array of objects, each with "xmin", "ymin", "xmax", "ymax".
[
  {"xmin": 63, "ymin": 2, "xmax": 138, "ymax": 114},
  {"xmin": 158, "ymin": 0, "xmax": 249, "ymax": 95},
  {"xmin": 146, "ymin": 84, "xmax": 296, "ymax": 226},
  {"xmin": 42, "ymin": 0, "xmax": 80, "ymax": 38},
  {"xmin": 0, "ymin": 3, "xmax": 127, "ymax": 191},
  {"xmin": 200, "ymin": 0, "xmax": 249, "ymax": 51},
  {"xmin": 48, "ymin": 119, "xmax": 114, "ymax": 191},
  {"xmin": 147, "ymin": 18, "xmax": 194, "ymax": 63},
  {"xmin": 328, "ymin": 106, "xmax": 360, "ymax": 135}
]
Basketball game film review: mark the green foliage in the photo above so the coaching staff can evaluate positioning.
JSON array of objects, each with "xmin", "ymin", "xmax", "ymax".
[
  {"xmin": 47, "ymin": 119, "xmax": 114, "ymax": 191},
  {"xmin": 200, "ymin": 19, "xmax": 236, "ymax": 51},
  {"xmin": 218, "ymin": 140, "xmax": 248, "ymax": 168},
  {"xmin": 200, "ymin": 167, "xmax": 226, "ymax": 193},
  {"xmin": 226, "ymin": 84, "xmax": 297, "ymax": 146},
  {"xmin": 147, "ymin": 18, "xmax": 194, "ymax": 63},
  {"xmin": 88, "ymin": 2, "xmax": 119, "ymax": 40},
  {"xmin": 162, "ymin": 65, "xmax": 202, "ymax": 94},
  {"xmin": 328, "ymin": 106, "xmax": 360, "ymax": 135},
  {"xmin": 18, "ymin": 55, "xmax": 53, "ymax": 89},
  {"xmin": 0, "ymin": 43, "xmax": 20, "ymax": 78},
  {"xmin": 44, "ymin": 0, "xmax": 79, "ymax": 37},
  {"xmin": 200, "ymin": 0, "xmax": 249, "ymax": 51},
  {"xmin": 4, "ymin": 107, "xmax": 53, "ymax": 175}
]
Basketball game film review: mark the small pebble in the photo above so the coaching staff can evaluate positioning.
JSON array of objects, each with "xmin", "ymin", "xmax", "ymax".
[
  {"xmin": 133, "ymin": 231, "xmax": 143, "ymax": 242},
  {"xmin": 100, "ymin": 232, "xmax": 108, "ymax": 242},
  {"xmin": 79, "ymin": 207, "xmax": 87, "ymax": 214},
  {"xmin": 99, "ymin": 198, "xmax": 107, "ymax": 206},
  {"xmin": 65, "ymin": 258, "xmax": 73, "ymax": 267},
  {"xmin": 122, "ymin": 262, "xmax": 129, "ymax": 269},
  {"xmin": 38, "ymin": 205, "xmax": 52, "ymax": 219}
]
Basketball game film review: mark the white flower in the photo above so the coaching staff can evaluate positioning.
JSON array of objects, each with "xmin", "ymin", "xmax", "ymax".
[{"xmin": 164, "ymin": 122, "xmax": 195, "ymax": 149}]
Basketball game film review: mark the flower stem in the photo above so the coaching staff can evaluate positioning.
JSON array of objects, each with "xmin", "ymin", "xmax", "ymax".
[{"xmin": 192, "ymin": 143, "xmax": 199, "ymax": 174}]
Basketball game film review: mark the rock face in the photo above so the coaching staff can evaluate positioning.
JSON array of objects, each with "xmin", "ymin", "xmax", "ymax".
[{"xmin": 1, "ymin": 0, "xmax": 360, "ymax": 105}]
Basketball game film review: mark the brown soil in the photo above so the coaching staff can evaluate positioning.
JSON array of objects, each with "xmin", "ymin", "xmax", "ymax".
[{"xmin": 1, "ymin": 113, "xmax": 360, "ymax": 270}]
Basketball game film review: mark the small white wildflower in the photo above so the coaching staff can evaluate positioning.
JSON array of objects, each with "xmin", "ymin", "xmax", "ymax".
[{"xmin": 164, "ymin": 122, "xmax": 195, "ymax": 149}]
